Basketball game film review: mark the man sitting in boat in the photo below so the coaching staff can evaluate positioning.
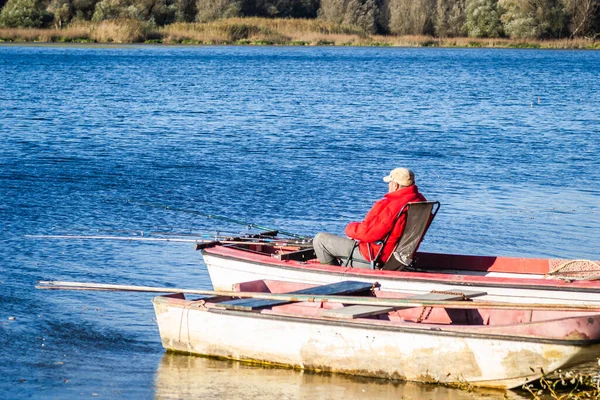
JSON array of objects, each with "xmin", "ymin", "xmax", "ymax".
[{"xmin": 312, "ymin": 168, "xmax": 426, "ymax": 268}]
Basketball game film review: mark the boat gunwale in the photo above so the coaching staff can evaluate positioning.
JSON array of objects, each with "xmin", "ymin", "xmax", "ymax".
[
  {"xmin": 201, "ymin": 248, "xmax": 600, "ymax": 293},
  {"xmin": 152, "ymin": 295, "xmax": 600, "ymax": 346}
]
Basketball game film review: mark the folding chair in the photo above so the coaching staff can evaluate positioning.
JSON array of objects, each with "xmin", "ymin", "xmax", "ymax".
[{"xmin": 343, "ymin": 201, "xmax": 440, "ymax": 270}]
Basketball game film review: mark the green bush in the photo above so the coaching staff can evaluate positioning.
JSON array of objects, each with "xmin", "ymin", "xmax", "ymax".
[
  {"xmin": 0, "ymin": 0, "xmax": 52, "ymax": 27},
  {"xmin": 319, "ymin": 0, "xmax": 378, "ymax": 34},
  {"xmin": 72, "ymin": 0, "xmax": 97, "ymax": 21},
  {"xmin": 92, "ymin": 0, "xmax": 178, "ymax": 25},
  {"xmin": 243, "ymin": 0, "xmax": 319, "ymax": 19},
  {"xmin": 499, "ymin": 0, "xmax": 565, "ymax": 39},
  {"xmin": 195, "ymin": 0, "xmax": 242, "ymax": 23},
  {"xmin": 92, "ymin": 0, "xmax": 121, "ymax": 21},
  {"xmin": 436, "ymin": 0, "xmax": 468, "ymax": 37},
  {"xmin": 465, "ymin": 0, "xmax": 504, "ymax": 37},
  {"xmin": 47, "ymin": 0, "xmax": 73, "ymax": 28}
]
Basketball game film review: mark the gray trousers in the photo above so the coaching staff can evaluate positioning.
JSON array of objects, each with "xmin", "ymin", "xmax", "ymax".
[{"xmin": 312, "ymin": 232, "xmax": 370, "ymax": 269}]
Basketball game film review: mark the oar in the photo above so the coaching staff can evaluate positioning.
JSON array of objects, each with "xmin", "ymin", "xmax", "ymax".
[
  {"xmin": 35, "ymin": 281, "xmax": 600, "ymax": 312},
  {"xmin": 25, "ymin": 235, "xmax": 313, "ymax": 247},
  {"xmin": 130, "ymin": 200, "xmax": 308, "ymax": 240}
]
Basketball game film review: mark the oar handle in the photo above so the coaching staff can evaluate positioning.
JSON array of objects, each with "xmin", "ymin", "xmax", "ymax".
[{"xmin": 36, "ymin": 281, "xmax": 600, "ymax": 312}]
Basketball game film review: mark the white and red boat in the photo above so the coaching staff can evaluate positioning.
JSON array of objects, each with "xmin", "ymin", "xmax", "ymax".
[
  {"xmin": 152, "ymin": 279, "xmax": 600, "ymax": 389},
  {"xmin": 200, "ymin": 241, "xmax": 600, "ymax": 304}
]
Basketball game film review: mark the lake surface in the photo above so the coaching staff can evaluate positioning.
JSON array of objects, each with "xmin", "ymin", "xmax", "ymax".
[{"xmin": 1, "ymin": 44, "xmax": 599, "ymax": 399}]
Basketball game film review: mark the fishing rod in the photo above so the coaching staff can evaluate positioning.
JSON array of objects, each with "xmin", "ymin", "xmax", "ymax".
[
  {"xmin": 48, "ymin": 226, "xmax": 245, "ymax": 237},
  {"xmin": 130, "ymin": 200, "xmax": 308, "ymax": 240},
  {"xmin": 24, "ymin": 234, "xmax": 314, "ymax": 247}
]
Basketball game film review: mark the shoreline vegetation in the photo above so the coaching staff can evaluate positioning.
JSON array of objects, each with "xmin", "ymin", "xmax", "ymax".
[{"xmin": 1, "ymin": 18, "xmax": 599, "ymax": 48}]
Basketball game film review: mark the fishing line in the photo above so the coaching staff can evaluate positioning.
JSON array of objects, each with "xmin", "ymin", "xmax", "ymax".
[{"xmin": 129, "ymin": 200, "xmax": 308, "ymax": 239}]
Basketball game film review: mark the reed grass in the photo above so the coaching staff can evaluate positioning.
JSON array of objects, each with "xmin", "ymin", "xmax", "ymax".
[
  {"xmin": 89, "ymin": 20, "xmax": 149, "ymax": 44},
  {"xmin": 1, "ymin": 17, "xmax": 599, "ymax": 49}
]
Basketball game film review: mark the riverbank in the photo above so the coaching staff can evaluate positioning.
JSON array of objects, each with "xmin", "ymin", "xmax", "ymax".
[{"xmin": 1, "ymin": 18, "xmax": 599, "ymax": 49}]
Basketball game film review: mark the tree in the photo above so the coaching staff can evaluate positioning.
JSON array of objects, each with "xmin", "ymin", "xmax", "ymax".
[
  {"xmin": 140, "ymin": 0, "xmax": 178, "ymax": 24},
  {"xmin": 347, "ymin": 0, "xmax": 378, "ymax": 32},
  {"xmin": 71, "ymin": 0, "xmax": 97, "ymax": 21},
  {"xmin": 499, "ymin": 0, "xmax": 565, "ymax": 38},
  {"xmin": 91, "ymin": 0, "xmax": 121, "ymax": 20},
  {"xmin": 564, "ymin": 0, "xmax": 599, "ymax": 37},
  {"xmin": 245, "ymin": 0, "xmax": 319, "ymax": 18},
  {"xmin": 195, "ymin": 0, "xmax": 242, "ymax": 22},
  {"xmin": 174, "ymin": 0, "xmax": 196, "ymax": 21},
  {"xmin": 318, "ymin": 0, "xmax": 346, "ymax": 24},
  {"xmin": 91, "ymin": 0, "xmax": 177, "ymax": 24},
  {"xmin": 386, "ymin": 0, "xmax": 435, "ymax": 35},
  {"xmin": 465, "ymin": 0, "xmax": 504, "ymax": 37},
  {"xmin": 0, "ymin": 0, "xmax": 51, "ymax": 27},
  {"xmin": 319, "ymin": 0, "xmax": 379, "ymax": 33},
  {"xmin": 436, "ymin": 0, "xmax": 467, "ymax": 37},
  {"xmin": 47, "ymin": 0, "xmax": 73, "ymax": 27}
]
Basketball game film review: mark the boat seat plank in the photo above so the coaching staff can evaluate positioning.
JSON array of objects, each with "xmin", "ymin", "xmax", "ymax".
[
  {"xmin": 321, "ymin": 305, "xmax": 396, "ymax": 319},
  {"xmin": 321, "ymin": 290, "xmax": 488, "ymax": 319},
  {"xmin": 215, "ymin": 281, "xmax": 375, "ymax": 311}
]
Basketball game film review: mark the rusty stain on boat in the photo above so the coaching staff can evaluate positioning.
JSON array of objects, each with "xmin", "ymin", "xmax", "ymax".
[
  {"xmin": 501, "ymin": 349, "xmax": 549, "ymax": 373},
  {"xmin": 542, "ymin": 348, "xmax": 565, "ymax": 360},
  {"xmin": 563, "ymin": 330, "xmax": 590, "ymax": 340}
]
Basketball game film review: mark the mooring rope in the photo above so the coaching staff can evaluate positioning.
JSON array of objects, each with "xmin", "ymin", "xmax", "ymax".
[{"xmin": 546, "ymin": 259, "xmax": 600, "ymax": 281}]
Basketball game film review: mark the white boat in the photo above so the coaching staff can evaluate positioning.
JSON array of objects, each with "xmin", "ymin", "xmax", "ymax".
[
  {"xmin": 200, "ymin": 242, "xmax": 600, "ymax": 304},
  {"xmin": 152, "ymin": 279, "xmax": 600, "ymax": 389}
]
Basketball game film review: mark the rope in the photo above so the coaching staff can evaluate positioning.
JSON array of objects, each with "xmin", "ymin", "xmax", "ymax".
[
  {"xmin": 546, "ymin": 259, "xmax": 600, "ymax": 280},
  {"xmin": 548, "ymin": 259, "xmax": 600, "ymax": 275}
]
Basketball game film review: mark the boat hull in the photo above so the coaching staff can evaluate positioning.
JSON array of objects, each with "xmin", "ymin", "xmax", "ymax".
[
  {"xmin": 152, "ymin": 295, "xmax": 600, "ymax": 389},
  {"xmin": 202, "ymin": 249, "xmax": 600, "ymax": 304}
]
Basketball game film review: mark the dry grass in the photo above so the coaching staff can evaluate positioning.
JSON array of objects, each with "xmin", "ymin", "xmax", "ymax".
[
  {"xmin": 159, "ymin": 18, "xmax": 366, "ymax": 44},
  {"xmin": 1, "ymin": 18, "xmax": 599, "ymax": 49},
  {"xmin": 89, "ymin": 20, "xmax": 149, "ymax": 43},
  {"xmin": 0, "ymin": 25, "xmax": 92, "ymax": 42},
  {"xmin": 201, "ymin": 17, "xmax": 364, "ymax": 36},
  {"xmin": 0, "ymin": 20, "xmax": 148, "ymax": 43}
]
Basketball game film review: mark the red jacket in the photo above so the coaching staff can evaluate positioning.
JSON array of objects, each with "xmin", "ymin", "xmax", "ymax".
[{"xmin": 344, "ymin": 185, "xmax": 426, "ymax": 263}]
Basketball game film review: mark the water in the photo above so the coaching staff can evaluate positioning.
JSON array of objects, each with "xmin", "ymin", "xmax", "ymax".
[{"xmin": 1, "ymin": 44, "xmax": 599, "ymax": 399}]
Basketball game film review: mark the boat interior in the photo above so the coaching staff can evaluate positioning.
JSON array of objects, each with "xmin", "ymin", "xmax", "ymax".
[
  {"xmin": 169, "ymin": 279, "xmax": 600, "ymax": 338},
  {"xmin": 198, "ymin": 231, "xmax": 600, "ymax": 281}
]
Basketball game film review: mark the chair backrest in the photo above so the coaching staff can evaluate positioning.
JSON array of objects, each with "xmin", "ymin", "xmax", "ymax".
[{"xmin": 377, "ymin": 201, "xmax": 440, "ymax": 271}]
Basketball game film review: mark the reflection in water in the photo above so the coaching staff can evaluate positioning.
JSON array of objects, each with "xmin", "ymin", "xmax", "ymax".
[{"xmin": 154, "ymin": 352, "xmax": 528, "ymax": 400}]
